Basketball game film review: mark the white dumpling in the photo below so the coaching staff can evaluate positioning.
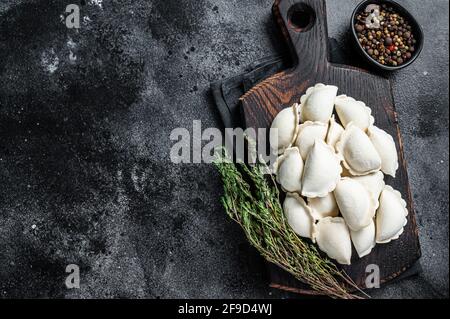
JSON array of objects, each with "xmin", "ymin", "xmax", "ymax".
[
  {"xmin": 315, "ymin": 217, "xmax": 352, "ymax": 265},
  {"xmin": 350, "ymin": 220, "xmax": 376, "ymax": 258},
  {"xmin": 274, "ymin": 147, "xmax": 303, "ymax": 193},
  {"xmin": 334, "ymin": 178, "xmax": 377, "ymax": 231},
  {"xmin": 350, "ymin": 171, "xmax": 385, "ymax": 201},
  {"xmin": 335, "ymin": 95, "xmax": 375, "ymax": 131},
  {"xmin": 270, "ymin": 104, "xmax": 300, "ymax": 154},
  {"xmin": 376, "ymin": 185, "xmax": 408, "ymax": 244},
  {"xmin": 368, "ymin": 126, "xmax": 399, "ymax": 177},
  {"xmin": 294, "ymin": 121, "xmax": 328, "ymax": 160},
  {"xmin": 299, "ymin": 84, "xmax": 338, "ymax": 123},
  {"xmin": 283, "ymin": 193, "xmax": 316, "ymax": 241},
  {"xmin": 326, "ymin": 115, "xmax": 344, "ymax": 149},
  {"xmin": 336, "ymin": 123, "xmax": 382, "ymax": 176},
  {"xmin": 302, "ymin": 139, "xmax": 342, "ymax": 198},
  {"xmin": 308, "ymin": 193, "xmax": 339, "ymax": 219}
]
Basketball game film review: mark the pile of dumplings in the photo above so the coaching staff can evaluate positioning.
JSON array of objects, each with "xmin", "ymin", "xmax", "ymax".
[{"xmin": 270, "ymin": 83, "xmax": 408, "ymax": 265}]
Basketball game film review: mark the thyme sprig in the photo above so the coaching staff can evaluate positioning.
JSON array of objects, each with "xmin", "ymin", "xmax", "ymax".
[{"xmin": 214, "ymin": 148, "xmax": 368, "ymax": 299}]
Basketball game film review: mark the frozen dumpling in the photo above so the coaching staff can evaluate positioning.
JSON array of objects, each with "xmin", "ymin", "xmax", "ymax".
[
  {"xmin": 376, "ymin": 185, "xmax": 408, "ymax": 244},
  {"xmin": 274, "ymin": 147, "xmax": 303, "ymax": 193},
  {"xmin": 326, "ymin": 115, "xmax": 345, "ymax": 150},
  {"xmin": 283, "ymin": 193, "xmax": 316, "ymax": 241},
  {"xmin": 334, "ymin": 178, "xmax": 377, "ymax": 231},
  {"xmin": 350, "ymin": 220, "xmax": 376, "ymax": 258},
  {"xmin": 294, "ymin": 121, "xmax": 328, "ymax": 160},
  {"xmin": 368, "ymin": 126, "xmax": 399, "ymax": 178},
  {"xmin": 302, "ymin": 140, "xmax": 342, "ymax": 198},
  {"xmin": 269, "ymin": 84, "xmax": 411, "ymax": 263},
  {"xmin": 308, "ymin": 193, "xmax": 339, "ymax": 219},
  {"xmin": 335, "ymin": 95, "xmax": 374, "ymax": 131},
  {"xmin": 350, "ymin": 171, "xmax": 385, "ymax": 202},
  {"xmin": 336, "ymin": 123, "xmax": 382, "ymax": 176},
  {"xmin": 299, "ymin": 84, "xmax": 338, "ymax": 123},
  {"xmin": 315, "ymin": 217, "xmax": 352, "ymax": 265},
  {"xmin": 270, "ymin": 104, "xmax": 300, "ymax": 155}
]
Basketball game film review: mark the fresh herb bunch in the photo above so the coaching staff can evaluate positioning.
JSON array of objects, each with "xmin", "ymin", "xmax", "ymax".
[{"xmin": 214, "ymin": 148, "xmax": 367, "ymax": 299}]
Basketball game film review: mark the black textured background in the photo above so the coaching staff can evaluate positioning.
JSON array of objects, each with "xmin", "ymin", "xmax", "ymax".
[{"xmin": 0, "ymin": 0, "xmax": 448, "ymax": 298}]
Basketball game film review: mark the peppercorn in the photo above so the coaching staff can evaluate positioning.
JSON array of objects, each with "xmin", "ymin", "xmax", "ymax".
[{"xmin": 354, "ymin": 4, "xmax": 417, "ymax": 66}]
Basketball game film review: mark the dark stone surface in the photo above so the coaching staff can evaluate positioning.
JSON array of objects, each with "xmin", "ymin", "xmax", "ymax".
[{"xmin": 0, "ymin": 0, "xmax": 448, "ymax": 298}]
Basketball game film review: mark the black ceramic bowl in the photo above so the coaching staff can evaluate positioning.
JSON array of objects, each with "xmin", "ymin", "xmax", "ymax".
[{"xmin": 351, "ymin": 0, "xmax": 424, "ymax": 71}]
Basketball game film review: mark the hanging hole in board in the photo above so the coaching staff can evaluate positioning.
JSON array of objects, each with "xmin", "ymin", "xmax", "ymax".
[{"xmin": 288, "ymin": 3, "xmax": 316, "ymax": 32}]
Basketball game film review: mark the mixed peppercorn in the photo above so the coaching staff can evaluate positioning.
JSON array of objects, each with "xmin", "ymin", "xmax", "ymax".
[{"xmin": 354, "ymin": 3, "xmax": 417, "ymax": 67}]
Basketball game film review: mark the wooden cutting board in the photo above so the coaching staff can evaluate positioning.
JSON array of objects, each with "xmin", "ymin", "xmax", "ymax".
[{"xmin": 240, "ymin": 0, "xmax": 421, "ymax": 294}]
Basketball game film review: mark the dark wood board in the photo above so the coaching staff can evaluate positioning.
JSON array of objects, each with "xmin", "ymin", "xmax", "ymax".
[{"xmin": 240, "ymin": 0, "xmax": 421, "ymax": 295}]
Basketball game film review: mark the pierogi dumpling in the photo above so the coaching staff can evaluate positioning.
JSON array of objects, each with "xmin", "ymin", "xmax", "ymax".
[
  {"xmin": 326, "ymin": 115, "xmax": 345, "ymax": 150},
  {"xmin": 270, "ymin": 104, "xmax": 300, "ymax": 155},
  {"xmin": 350, "ymin": 220, "xmax": 376, "ymax": 258},
  {"xmin": 301, "ymin": 140, "xmax": 342, "ymax": 198},
  {"xmin": 269, "ymin": 83, "xmax": 411, "ymax": 264},
  {"xmin": 336, "ymin": 123, "xmax": 382, "ymax": 176},
  {"xmin": 350, "ymin": 171, "xmax": 385, "ymax": 202},
  {"xmin": 334, "ymin": 178, "xmax": 377, "ymax": 231},
  {"xmin": 283, "ymin": 193, "xmax": 316, "ymax": 241},
  {"xmin": 274, "ymin": 147, "xmax": 303, "ymax": 193},
  {"xmin": 368, "ymin": 126, "xmax": 399, "ymax": 178},
  {"xmin": 376, "ymin": 185, "xmax": 408, "ymax": 244},
  {"xmin": 334, "ymin": 95, "xmax": 375, "ymax": 131},
  {"xmin": 294, "ymin": 121, "xmax": 328, "ymax": 160},
  {"xmin": 299, "ymin": 84, "xmax": 338, "ymax": 123},
  {"xmin": 315, "ymin": 217, "xmax": 352, "ymax": 265},
  {"xmin": 308, "ymin": 192, "xmax": 339, "ymax": 219}
]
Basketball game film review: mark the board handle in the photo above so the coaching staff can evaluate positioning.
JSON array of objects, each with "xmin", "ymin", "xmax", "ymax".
[{"xmin": 273, "ymin": 0, "xmax": 329, "ymax": 75}]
